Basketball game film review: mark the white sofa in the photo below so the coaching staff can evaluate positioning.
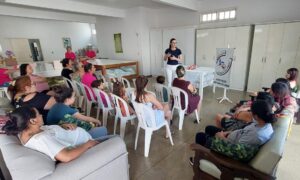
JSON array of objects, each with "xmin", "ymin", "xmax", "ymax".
[{"xmin": 0, "ymin": 135, "xmax": 129, "ymax": 180}]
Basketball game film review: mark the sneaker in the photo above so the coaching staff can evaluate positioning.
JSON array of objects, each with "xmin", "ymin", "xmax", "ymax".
[{"xmin": 189, "ymin": 157, "xmax": 194, "ymax": 166}]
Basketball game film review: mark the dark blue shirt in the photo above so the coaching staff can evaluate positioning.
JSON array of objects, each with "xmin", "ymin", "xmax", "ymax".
[
  {"xmin": 46, "ymin": 103, "xmax": 78, "ymax": 125},
  {"xmin": 165, "ymin": 48, "xmax": 182, "ymax": 65}
]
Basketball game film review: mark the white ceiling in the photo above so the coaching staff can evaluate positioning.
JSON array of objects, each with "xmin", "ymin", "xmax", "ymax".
[{"xmin": 69, "ymin": 0, "xmax": 172, "ymax": 9}]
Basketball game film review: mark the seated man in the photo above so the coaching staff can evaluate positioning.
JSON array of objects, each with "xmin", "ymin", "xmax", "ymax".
[{"xmin": 190, "ymin": 100, "xmax": 275, "ymax": 164}]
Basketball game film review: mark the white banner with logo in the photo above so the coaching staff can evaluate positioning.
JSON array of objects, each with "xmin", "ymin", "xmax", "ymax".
[{"xmin": 214, "ymin": 48, "xmax": 234, "ymax": 88}]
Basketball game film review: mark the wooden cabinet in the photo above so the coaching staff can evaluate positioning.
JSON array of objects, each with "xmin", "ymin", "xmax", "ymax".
[
  {"xmin": 247, "ymin": 22, "xmax": 300, "ymax": 92},
  {"xmin": 196, "ymin": 26, "xmax": 251, "ymax": 91}
]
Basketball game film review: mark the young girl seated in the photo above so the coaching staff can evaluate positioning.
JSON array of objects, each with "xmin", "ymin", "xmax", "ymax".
[
  {"xmin": 46, "ymin": 86, "xmax": 107, "ymax": 139},
  {"xmin": 156, "ymin": 75, "xmax": 169, "ymax": 103},
  {"xmin": 3, "ymin": 106, "xmax": 99, "ymax": 162},
  {"xmin": 91, "ymin": 79, "xmax": 114, "ymax": 108},
  {"xmin": 113, "ymin": 81, "xmax": 135, "ymax": 116},
  {"xmin": 135, "ymin": 76, "xmax": 173, "ymax": 137}
]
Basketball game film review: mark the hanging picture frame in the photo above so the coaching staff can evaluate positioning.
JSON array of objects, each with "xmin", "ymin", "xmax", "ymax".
[
  {"xmin": 114, "ymin": 33, "xmax": 123, "ymax": 53},
  {"xmin": 62, "ymin": 37, "xmax": 72, "ymax": 48}
]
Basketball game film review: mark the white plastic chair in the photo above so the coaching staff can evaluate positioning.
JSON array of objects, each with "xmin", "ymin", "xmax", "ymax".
[
  {"xmin": 171, "ymin": 86, "xmax": 200, "ymax": 130},
  {"xmin": 74, "ymin": 81, "xmax": 96, "ymax": 117},
  {"xmin": 132, "ymin": 101, "xmax": 174, "ymax": 157},
  {"xmin": 93, "ymin": 88, "xmax": 115, "ymax": 127},
  {"xmin": 121, "ymin": 77, "xmax": 132, "ymax": 89},
  {"xmin": 154, "ymin": 83, "xmax": 171, "ymax": 103},
  {"xmin": 0, "ymin": 87, "xmax": 11, "ymax": 101},
  {"xmin": 111, "ymin": 94, "xmax": 136, "ymax": 139},
  {"xmin": 70, "ymin": 80, "xmax": 84, "ymax": 108}
]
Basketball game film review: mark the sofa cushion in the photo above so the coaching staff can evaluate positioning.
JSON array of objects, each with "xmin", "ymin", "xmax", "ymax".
[
  {"xmin": 249, "ymin": 114, "xmax": 291, "ymax": 175},
  {"xmin": 199, "ymin": 159, "xmax": 221, "ymax": 179},
  {"xmin": 0, "ymin": 135, "xmax": 55, "ymax": 180}
]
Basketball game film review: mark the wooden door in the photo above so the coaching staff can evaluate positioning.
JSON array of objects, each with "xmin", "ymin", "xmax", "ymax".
[
  {"xmin": 277, "ymin": 22, "xmax": 300, "ymax": 77},
  {"xmin": 261, "ymin": 23, "xmax": 284, "ymax": 88},
  {"xmin": 226, "ymin": 26, "xmax": 251, "ymax": 90},
  {"xmin": 9, "ymin": 38, "xmax": 33, "ymax": 63},
  {"xmin": 150, "ymin": 29, "xmax": 163, "ymax": 76},
  {"xmin": 247, "ymin": 25, "xmax": 269, "ymax": 92},
  {"xmin": 196, "ymin": 28, "xmax": 216, "ymax": 67}
]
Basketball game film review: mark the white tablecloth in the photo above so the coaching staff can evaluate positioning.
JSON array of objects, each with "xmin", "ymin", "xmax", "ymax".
[{"xmin": 184, "ymin": 67, "xmax": 215, "ymax": 99}]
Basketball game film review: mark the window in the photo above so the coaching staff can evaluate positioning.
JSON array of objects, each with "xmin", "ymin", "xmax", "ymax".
[{"xmin": 201, "ymin": 9, "xmax": 236, "ymax": 23}]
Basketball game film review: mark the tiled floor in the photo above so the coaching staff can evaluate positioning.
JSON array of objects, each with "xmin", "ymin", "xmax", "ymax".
[{"xmin": 104, "ymin": 78, "xmax": 299, "ymax": 180}]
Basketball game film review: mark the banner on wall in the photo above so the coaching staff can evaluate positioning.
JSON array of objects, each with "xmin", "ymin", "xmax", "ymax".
[{"xmin": 213, "ymin": 48, "xmax": 234, "ymax": 88}]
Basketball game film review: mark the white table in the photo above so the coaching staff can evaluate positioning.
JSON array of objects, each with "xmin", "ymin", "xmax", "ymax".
[
  {"xmin": 184, "ymin": 67, "xmax": 215, "ymax": 99},
  {"xmin": 35, "ymin": 70, "xmax": 62, "ymax": 77}
]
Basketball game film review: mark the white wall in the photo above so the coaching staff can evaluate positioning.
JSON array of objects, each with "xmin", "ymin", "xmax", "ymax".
[
  {"xmin": 198, "ymin": 0, "xmax": 300, "ymax": 29},
  {"xmin": 96, "ymin": 7, "xmax": 151, "ymax": 75},
  {"xmin": 95, "ymin": 0, "xmax": 300, "ymax": 75},
  {"xmin": 0, "ymin": 15, "xmax": 93, "ymax": 61}
]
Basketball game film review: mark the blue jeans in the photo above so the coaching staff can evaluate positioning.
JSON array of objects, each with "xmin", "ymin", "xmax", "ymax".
[{"xmin": 88, "ymin": 126, "xmax": 108, "ymax": 139}]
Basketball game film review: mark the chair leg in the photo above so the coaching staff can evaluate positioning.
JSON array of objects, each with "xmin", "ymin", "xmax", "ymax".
[
  {"xmin": 130, "ymin": 118, "xmax": 135, "ymax": 125},
  {"xmin": 165, "ymin": 123, "xmax": 174, "ymax": 146},
  {"xmin": 120, "ymin": 118, "xmax": 127, "ymax": 139},
  {"xmin": 134, "ymin": 125, "xmax": 140, "ymax": 150},
  {"xmin": 179, "ymin": 110, "xmax": 185, "ymax": 130},
  {"xmin": 86, "ymin": 101, "xmax": 92, "ymax": 117},
  {"xmin": 114, "ymin": 115, "xmax": 118, "ymax": 134},
  {"xmin": 195, "ymin": 110, "xmax": 200, "ymax": 124},
  {"xmin": 144, "ymin": 130, "xmax": 153, "ymax": 157},
  {"xmin": 96, "ymin": 108, "xmax": 100, "ymax": 120},
  {"xmin": 171, "ymin": 107, "xmax": 175, "ymax": 119},
  {"xmin": 103, "ymin": 110, "xmax": 108, "ymax": 127}
]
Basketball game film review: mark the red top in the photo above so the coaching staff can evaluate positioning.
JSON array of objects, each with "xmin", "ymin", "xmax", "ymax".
[
  {"xmin": 65, "ymin": 51, "xmax": 76, "ymax": 61},
  {"xmin": 86, "ymin": 50, "xmax": 96, "ymax": 58},
  {"xmin": 0, "ymin": 68, "xmax": 12, "ymax": 86}
]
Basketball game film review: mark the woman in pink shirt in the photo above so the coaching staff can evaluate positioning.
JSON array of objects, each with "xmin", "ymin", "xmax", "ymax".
[
  {"xmin": 81, "ymin": 63, "xmax": 97, "ymax": 100},
  {"xmin": 85, "ymin": 46, "xmax": 96, "ymax": 60},
  {"xmin": 65, "ymin": 46, "xmax": 76, "ymax": 62},
  {"xmin": 0, "ymin": 68, "xmax": 16, "ymax": 87},
  {"xmin": 20, "ymin": 64, "xmax": 49, "ymax": 93}
]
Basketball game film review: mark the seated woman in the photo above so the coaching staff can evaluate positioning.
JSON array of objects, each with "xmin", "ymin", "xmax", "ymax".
[
  {"xmin": 61, "ymin": 58, "xmax": 74, "ymax": 80},
  {"xmin": 190, "ymin": 100, "xmax": 275, "ymax": 163},
  {"xmin": 135, "ymin": 76, "xmax": 173, "ymax": 137},
  {"xmin": 71, "ymin": 62, "xmax": 84, "ymax": 82},
  {"xmin": 270, "ymin": 82, "xmax": 298, "ymax": 115},
  {"xmin": 112, "ymin": 81, "xmax": 135, "ymax": 116},
  {"xmin": 85, "ymin": 46, "xmax": 96, "ymax": 60},
  {"xmin": 286, "ymin": 68, "xmax": 299, "ymax": 95},
  {"xmin": 172, "ymin": 65, "xmax": 201, "ymax": 118},
  {"xmin": 0, "ymin": 66, "xmax": 17, "ymax": 87},
  {"xmin": 156, "ymin": 75, "xmax": 169, "ymax": 103},
  {"xmin": 65, "ymin": 46, "xmax": 76, "ymax": 63},
  {"xmin": 20, "ymin": 64, "xmax": 49, "ymax": 93},
  {"xmin": 81, "ymin": 63, "xmax": 97, "ymax": 100},
  {"xmin": 215, "ymin": 92, "xmax": 275, "ymax": 131},
  {"xmin": 92, "ymin": 79, "xmax": 112, "ymax": 107},
  {"xmin": 46, "ymin": 86, "xmax": 107, "ymax": 139},
  {"xmin": 9, "ymin": 75, "xmax": 56, "ymax": 121},
  {"xmin": 3, "ymin": 106, "xmax": 99, "ymax": 162}
]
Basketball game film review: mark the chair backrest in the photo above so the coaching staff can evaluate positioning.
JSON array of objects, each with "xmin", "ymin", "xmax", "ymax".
[
  {"xmin": 132, "ymin": 78, "xmax": 136, "ymax": 88},
  {"xmin": 63, "ymin": 77, "xmax": 74, "ymax": 89},
  {"xmin": 93, "ymin": 88, "xmax": 114, "ymax": 110},
  {"xmin": 111, "ymin": 94, "xmax": 132, "ymax": 118},
  {"xmin": 74, "ymin": 81, "xmax": 96, "ymax": 102},
  {"xmin": 121, "ymin": 77, "xmax": 132, "ymax": 89},
  {"xmin": 72, "ymin": 80, "xmax": 83, "ymax": 97},
  {"xmin": 154, "ymin": 83, "xmax": 170, "ymax": 103},
  {"xmin": 171, "ymin": 86, "xmax": 188, "ymax": 111},
  {"xmin": 132, "ymin": 101, "xmax": 157, "ymax": 129}
]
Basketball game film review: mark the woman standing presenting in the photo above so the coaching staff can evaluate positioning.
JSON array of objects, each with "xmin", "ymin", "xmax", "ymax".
[{"xmin": 164, "ymin": 38, "xmax": 183, "ymax": 87}]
